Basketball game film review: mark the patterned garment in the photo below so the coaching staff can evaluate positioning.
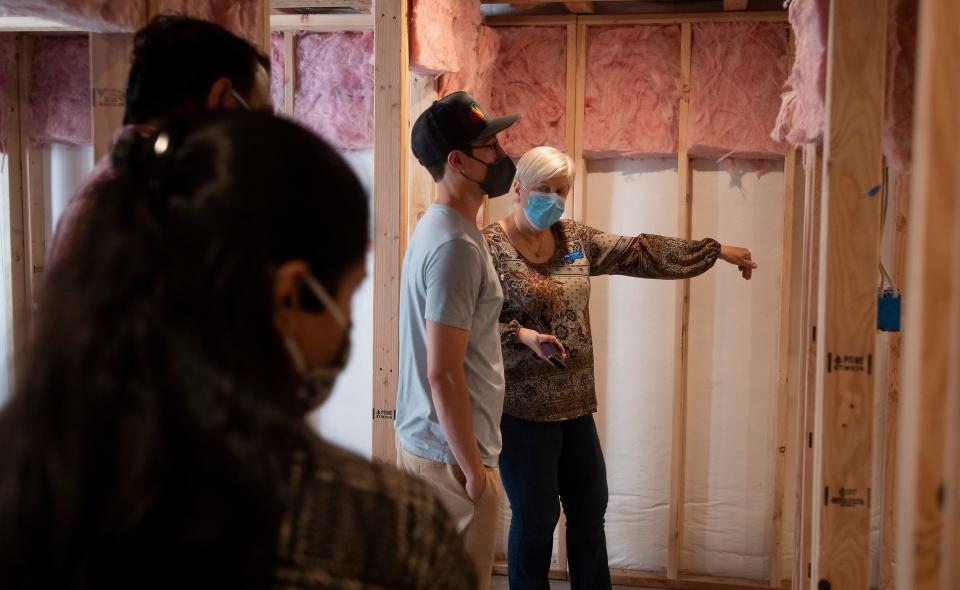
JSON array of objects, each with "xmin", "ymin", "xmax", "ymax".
[
  {"xmin": 274, "ymin": 437, "xmax": 477, "ymax": 589},
  {"xmin": 482, "ymin": 219, "xmax": 720, "ymax": 422}
]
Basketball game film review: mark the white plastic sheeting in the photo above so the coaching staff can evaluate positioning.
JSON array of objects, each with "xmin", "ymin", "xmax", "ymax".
[{"xmin": 310, "ymin": 149, "xmax": 375, "ymax": 459}]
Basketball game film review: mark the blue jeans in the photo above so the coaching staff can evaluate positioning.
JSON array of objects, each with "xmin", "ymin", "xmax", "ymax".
[{"xmin": 499, "ymin": 413, "xmax": 611, "ymax": 590}]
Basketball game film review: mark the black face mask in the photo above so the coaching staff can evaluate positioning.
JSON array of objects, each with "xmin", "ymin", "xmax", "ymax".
[{"xmin": 462, "ymin": 152, "xmax": 516, "ymax": 198}]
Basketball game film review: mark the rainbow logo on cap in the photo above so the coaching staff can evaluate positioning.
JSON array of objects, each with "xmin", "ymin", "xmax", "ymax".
[{"xmin": 468, "ymin": 103, "xmax": 486, "ymax": 124}]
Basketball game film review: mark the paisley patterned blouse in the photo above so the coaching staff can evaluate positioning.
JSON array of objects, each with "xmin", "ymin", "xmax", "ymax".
[{"xmin": 482, "ymin": 219, "xmax": 720, "ymax": 422}]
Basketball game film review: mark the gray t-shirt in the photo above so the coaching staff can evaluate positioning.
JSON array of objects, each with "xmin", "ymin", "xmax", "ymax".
[{"xmin": 395, "ymin": 204, "xmax": 505, "ymax": 467}]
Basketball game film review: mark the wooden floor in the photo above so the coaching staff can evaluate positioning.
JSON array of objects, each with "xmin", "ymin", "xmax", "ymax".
[{"xmin": 490, "ymin": 576, "xmax": 645, "ymax": 589}]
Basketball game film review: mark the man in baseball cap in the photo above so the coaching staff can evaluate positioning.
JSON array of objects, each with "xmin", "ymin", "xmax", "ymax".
[{"xmin": 396, "ymin": 91, "xmax": 518, "ymax": 589}]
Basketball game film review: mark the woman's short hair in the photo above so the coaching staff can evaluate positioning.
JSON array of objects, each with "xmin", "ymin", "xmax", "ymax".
[{"xmin": 515, "ymin": 146, "xmax": 575, "ymax": 189}]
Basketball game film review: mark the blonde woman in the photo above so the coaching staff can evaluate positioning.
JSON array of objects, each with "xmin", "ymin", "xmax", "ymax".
[{"xmin": 482, "ymin": 146, "xmax": 757, "ymax": 589}]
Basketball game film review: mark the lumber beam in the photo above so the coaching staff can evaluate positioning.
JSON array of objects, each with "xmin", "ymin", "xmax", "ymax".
[
  {"xmin": 272, "ymin": 0, "xmax": 371, "ymax": 11},
  {"xmin": 270, "ymin": 13, "xmax": 373, "ymax": 32},
  {"xmin": 1, "ymin": 34, "xmax": 29, "ymax": 387},
  {"xmin": 403, "ymin": 72, "xmax": 436, "ymax": 252},
  {"xmin": 485, "ymin": 12, "xmax": 786, "ymax": 27},
  {"xmin": 668, "ymin": 21, "xmax": 692, "ymax": 582},
  {"xmin": 90, "ymin": 33, "xmax": 136, "ymax": 161},
  {"xmin": 809, "ymin": 0, "xmax": 886, "ymax": 587},
  {"xmin": 371, "ymin": 0, "xmax": 407, "ymax": 463},
  {"xmin": 283, "ymin": 31, "xmax": 295, "ymax": 117},
  {"xmin": 877, "ymin": 172, "xmax": 909, "ymax": 590},
  {"xmin": 896, "ymin": 0, "xmax": 960, "ymax": 586},
  {"xmin": 570, "ymin": 24, "xmax": 587, "ymax": 223},
  {"xmin": 0, "ymin": 16, "xmax": 82, "ymax": 32}
]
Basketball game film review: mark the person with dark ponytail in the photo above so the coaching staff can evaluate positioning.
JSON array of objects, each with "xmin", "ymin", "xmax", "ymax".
[{"xmin": 0, "ymin": 113, "xmax": 476, "ymax": 590}]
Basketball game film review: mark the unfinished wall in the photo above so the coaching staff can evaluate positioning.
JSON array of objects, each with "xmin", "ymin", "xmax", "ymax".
[
  {"xmin": 154, "ymin": 0, "xmax": 263, "ymax": 45},
  {"xmin": 688, "ymin": 23, "xmax": 789, "ymax": 160},
  {"xmin": 771, "ymin": 0, "xmax": 828, "ymax": 145},
  {"xmin": 488, "ymin": 26, "xmax": 566, "ymax": 157},
  {"xmin": 584, "ymin": 26, "xmax": 681, "ymax": 159},
  {"xmin": 884, "ymin": 0, "xmax": 918, "ymax": 173},
  {"xmin": 28, "ymin": 36, "xmax": 90, "ymax": 145},
  {"xmin": 270, "ymin": 32, "xmax": 284, "ymax": 112},
  {"xmin": 0, "ymin": 34, "xmax": 16, "ymax": 154},
  {"xmin": 0, "ymin": 0, "xmax": 144, "ymax": 32}
]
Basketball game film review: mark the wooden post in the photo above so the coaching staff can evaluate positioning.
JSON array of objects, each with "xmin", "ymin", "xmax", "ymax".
[
  {"xmin": 770, "ymin": 145, "xmax": 799, "ymax": 588},
  {"xmin": 809, "ymin": 0, "xmax": 886, "ymax": 587},
  {"xmin": 371, "ymin": 0, "xmax": 408, "ymax": 462},
  {"xmin": 404, "ymin": 72, "xmax": 436, "ymax": 252},
  {"xmin": 90, "ymin": 34, "xmax": 136, "ymax": 161},
  {"xmin": 895, "ymin": 0, "xmax": 959, "ymax": 586},
  {"xmin": 570, "ymin": 23, "xmax": 586, "ymax": 223},
  {"xmin": 668, "ymin": 20, "xmax": 692, "ymax": 581},
  {"xmin": 283, "ymin": 31, "xmax": 295, "ymax": 117},
  {"xmin": 16, "ymin": 36, "xmax": 44, "ymax": 324},
  {"xmin": 878, "ymin": 172, "xmax": 910, "ymax": 590},
  {"xmin": 1, "ymin": 34, "xmax": 29, "ymax": 386}
]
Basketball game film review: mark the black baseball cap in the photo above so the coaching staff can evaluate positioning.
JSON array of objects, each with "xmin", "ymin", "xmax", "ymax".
[{"xmin": 411, "ymin": 91, "xmax": 519, "ymax": 166}]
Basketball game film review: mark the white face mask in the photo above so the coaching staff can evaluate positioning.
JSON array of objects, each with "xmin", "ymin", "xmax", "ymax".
[{"xmin": 283, "ymin": 273, "xmax": 351, "ymax": 413}]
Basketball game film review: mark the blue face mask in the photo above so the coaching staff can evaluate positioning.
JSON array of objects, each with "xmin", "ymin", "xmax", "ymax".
[{"xmin": 523, "ymin": 191, "xmax": 565, "ymax": 230}]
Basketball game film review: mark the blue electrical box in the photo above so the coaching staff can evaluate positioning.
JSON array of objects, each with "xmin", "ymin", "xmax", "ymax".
[{"xmin": 878, "ymin": 289, "xmax": 901, "ymax": 332}]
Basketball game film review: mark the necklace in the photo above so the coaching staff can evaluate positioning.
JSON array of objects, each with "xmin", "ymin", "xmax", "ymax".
[{"xmin": 511, "ymin": 213, "xmax": 547, "ymax": 257}]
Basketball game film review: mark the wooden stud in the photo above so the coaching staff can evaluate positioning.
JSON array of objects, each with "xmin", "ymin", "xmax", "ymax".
[
  {"xmin": 371, "ymin": 0, "xmax": 408, "ymax": 463},
  {"xmin": 0, "ymin": 17, "xmax": 83, "ymax": 32},
  {"xmin": 570, "ymin": 24, "xmax": 586, "ymax": 223},
  {"xmin": 791, "ymin": 145, "xmax": 823, "ymax": 590},
  {"xmin": 770, "ymin": 146, "xmax": 798, "ymax": 588},
  {"xmin": 272, "ymin": 0, "xmax": 371, "ymax": 10},
  {"xmin": 895, "ymin": 0, "xmax": 959, "ymax": 586},
  {"xmin": 22, "ymin": 145, "xmax": 44, "ymax": 314},
  {"xmin": 270, "ymin": 13, "xmax": 373, "ymax": 32},
  {"xmin": 283, "ymin": 31, "xmax": 295, "ymax": 117},
  {"xmin": 90, "ymin": 34, "xmax": 136, "ymax": 162},
  {"xmin": 877, "ymin": 172, "xmax": 909, "ymax": 590},
  {"xmin": 485, "ymin": 15, "xmax": 578, "ymax": 27},
  {"xmin": 809, "ymin": 0, "xmax": 886, "ymax": 587},
  {"xmin": 1, "ymin": 34, "xmax": 29, "ymax": 386},
  {"xmin": 403, "ymin": 71, "xmax": 437, "ymax": 252},
  {"xmin": 668, "ymin": 20, "xmax": 692, "ymax": 582},
  {"xmin": 564, "ymin": 24, "xmax": 576, "ymax": 155},
  {"xmin": 944, "ymin": 186, "xmax": 960, "ymax": 588}
]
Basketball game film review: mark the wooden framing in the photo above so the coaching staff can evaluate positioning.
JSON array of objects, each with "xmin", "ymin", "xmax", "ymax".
[
  {"xmin": 270, "ymin": 13, "xmax": 373, "ymax": 32},
  {"xmin": 90, "ymin": 34, "xmax": 136, "ymax": 161},
  {"xmin": 877, "ymin": 172, "xmax": 910, "ymax": 590},
  {"xmin": 485, "ymin": 12, "xmax": 785, "ymax": 27},
  {"xmin": 271, "ymin": 0, "xmax": 371, "ymax": 11},
  {"xmin": 283, "ymin": 31, "xmax": 296, "ymax": 116},
  {"xmin": 809, "ymin": 0, "xmax": 886, "ymax": 588},
  {"xmin": 370, "ymin": 0, "xmax": 408, "ymax": 463},
  {"xmin": 895, "ymin": 0, "xmax": 960, "ymax": 586},
  {"xmin": 668, "ymin": 19, "xmax": 693, "ymax": 582},
  {"xmin": 1, "ymin": 34, "xmax": 29, "ymax": 386}
]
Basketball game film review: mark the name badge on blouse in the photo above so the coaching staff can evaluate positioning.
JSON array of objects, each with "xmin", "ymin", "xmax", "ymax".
[{"xmin": 565, "ymin": 251, "xmax": 584, "ymax": 262}]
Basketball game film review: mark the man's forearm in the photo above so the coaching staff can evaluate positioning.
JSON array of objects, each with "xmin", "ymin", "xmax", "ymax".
[{"xmin": 430, "ymin": 372, "xmax": 485, "ymax": 480}]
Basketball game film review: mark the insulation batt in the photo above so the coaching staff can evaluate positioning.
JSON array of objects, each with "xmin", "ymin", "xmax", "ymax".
[
  {"xmin": 884, "ymin": 0, "xmax": 918, "ymax": 173},
  {"xmin": 28, "ymin": 36, "xmax": 90, "ymax": 145},
  {"xmin": 0, "ymin": 34, "xmax": 15, "ymax": 154},
  {"xmin": 0, "ymin": 0, "xmax": 144, "ymax": 32},
  {"xmin": 770, "ymin": 0, "xmax": 828, "ymax": 145},
  {"xmin": 489, "ymin": 27, "xmax": 566, "ymax": 158},
  {"xmin": 439, "ymin": 25, "xmax": 500, "ymax": 114},
  {"xmin": 270, "ymin": 32, "xmax": 284, "ymax": 113},
  {"xmin": 408, "ymin": 0, "xmax": 463, "ymax": 76},
  {"xmin": 688, "ymin": 22, "xmax": 789, "ymax": 160},
  {"xmin": 294, "ymin": 32, "xmax": 374, "ymax": 151},
  {"xmin": 154, "ymin": 0, "xmax": 263, "ymax": 46},
  {"xmin": 584, "ymin": 26, "xmax": 681, "ymax": 159}
]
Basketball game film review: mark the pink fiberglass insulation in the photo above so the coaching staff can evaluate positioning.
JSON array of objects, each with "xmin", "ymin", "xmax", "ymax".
[
  {"xmin": 0, "ymin": 34, "xmax": 16, "ymax": 154},
  {"xmin": 0, "ymin": 0, "xmax": 144, "ymax": 32},
  {"xmin": 688, "ymin": 22, "xmax": 790, "ymax": 160},
  {"xmin": 489, "ymin": 27, "xmax": 566, "ymax": 157},
  {"xmin": 409, "ymin": 0, "xmax": 464, "ymax": 76},
  {"xmin": 884, "ymin": 0, "xmax": 918, "ymax": 172},
  {"xmin": 438, "ymin": 25, "xmax": 500, "ymax": 114},
  {"xmin": 155, "ymin": 0, "xmax": 263, "ymax": 45},
  {"xmin": 28, "ymin": 36, "xmax": 90, "ymax": 145},
  {"xmin": 270, "ymin": 32, "xmax": 285, "ymax": 113},
  {"xmin": 294, "ymin": 32, "xmax": 374, "ymax": 151},
  {"xmin": 584, "ymin": 26, "xmax": 681, "ymax": 159},
  {"xmin": 771, "ymin": 0, "xmax": 828, "ymax": 145}
]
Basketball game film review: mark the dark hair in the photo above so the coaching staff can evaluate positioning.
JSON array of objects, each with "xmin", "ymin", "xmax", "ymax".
[
  {"xmin": 123, "ymin": 15, "xmax": 270, "ymax": 125},
  {"xmin": 0, "ymin": 113, "xmax": 369, "ymax": 589},
  {"xmin": 426, "ymin": 159, "xmax": 446, "ymax": 182}
]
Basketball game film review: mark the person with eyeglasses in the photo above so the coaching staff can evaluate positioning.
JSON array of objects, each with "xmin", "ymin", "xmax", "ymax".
[
  {"xmin": 46, "ymin": 15, "xmax": 273, "ymax": 272},
  {"xmin": 395, "ymin": 91, "xmax": 519, "ymax": 589}
]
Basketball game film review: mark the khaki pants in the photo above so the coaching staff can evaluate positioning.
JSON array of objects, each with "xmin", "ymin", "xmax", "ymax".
[{"xmin": 397, "ymin": 444, "xmax": 500, "ymax": 590}]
